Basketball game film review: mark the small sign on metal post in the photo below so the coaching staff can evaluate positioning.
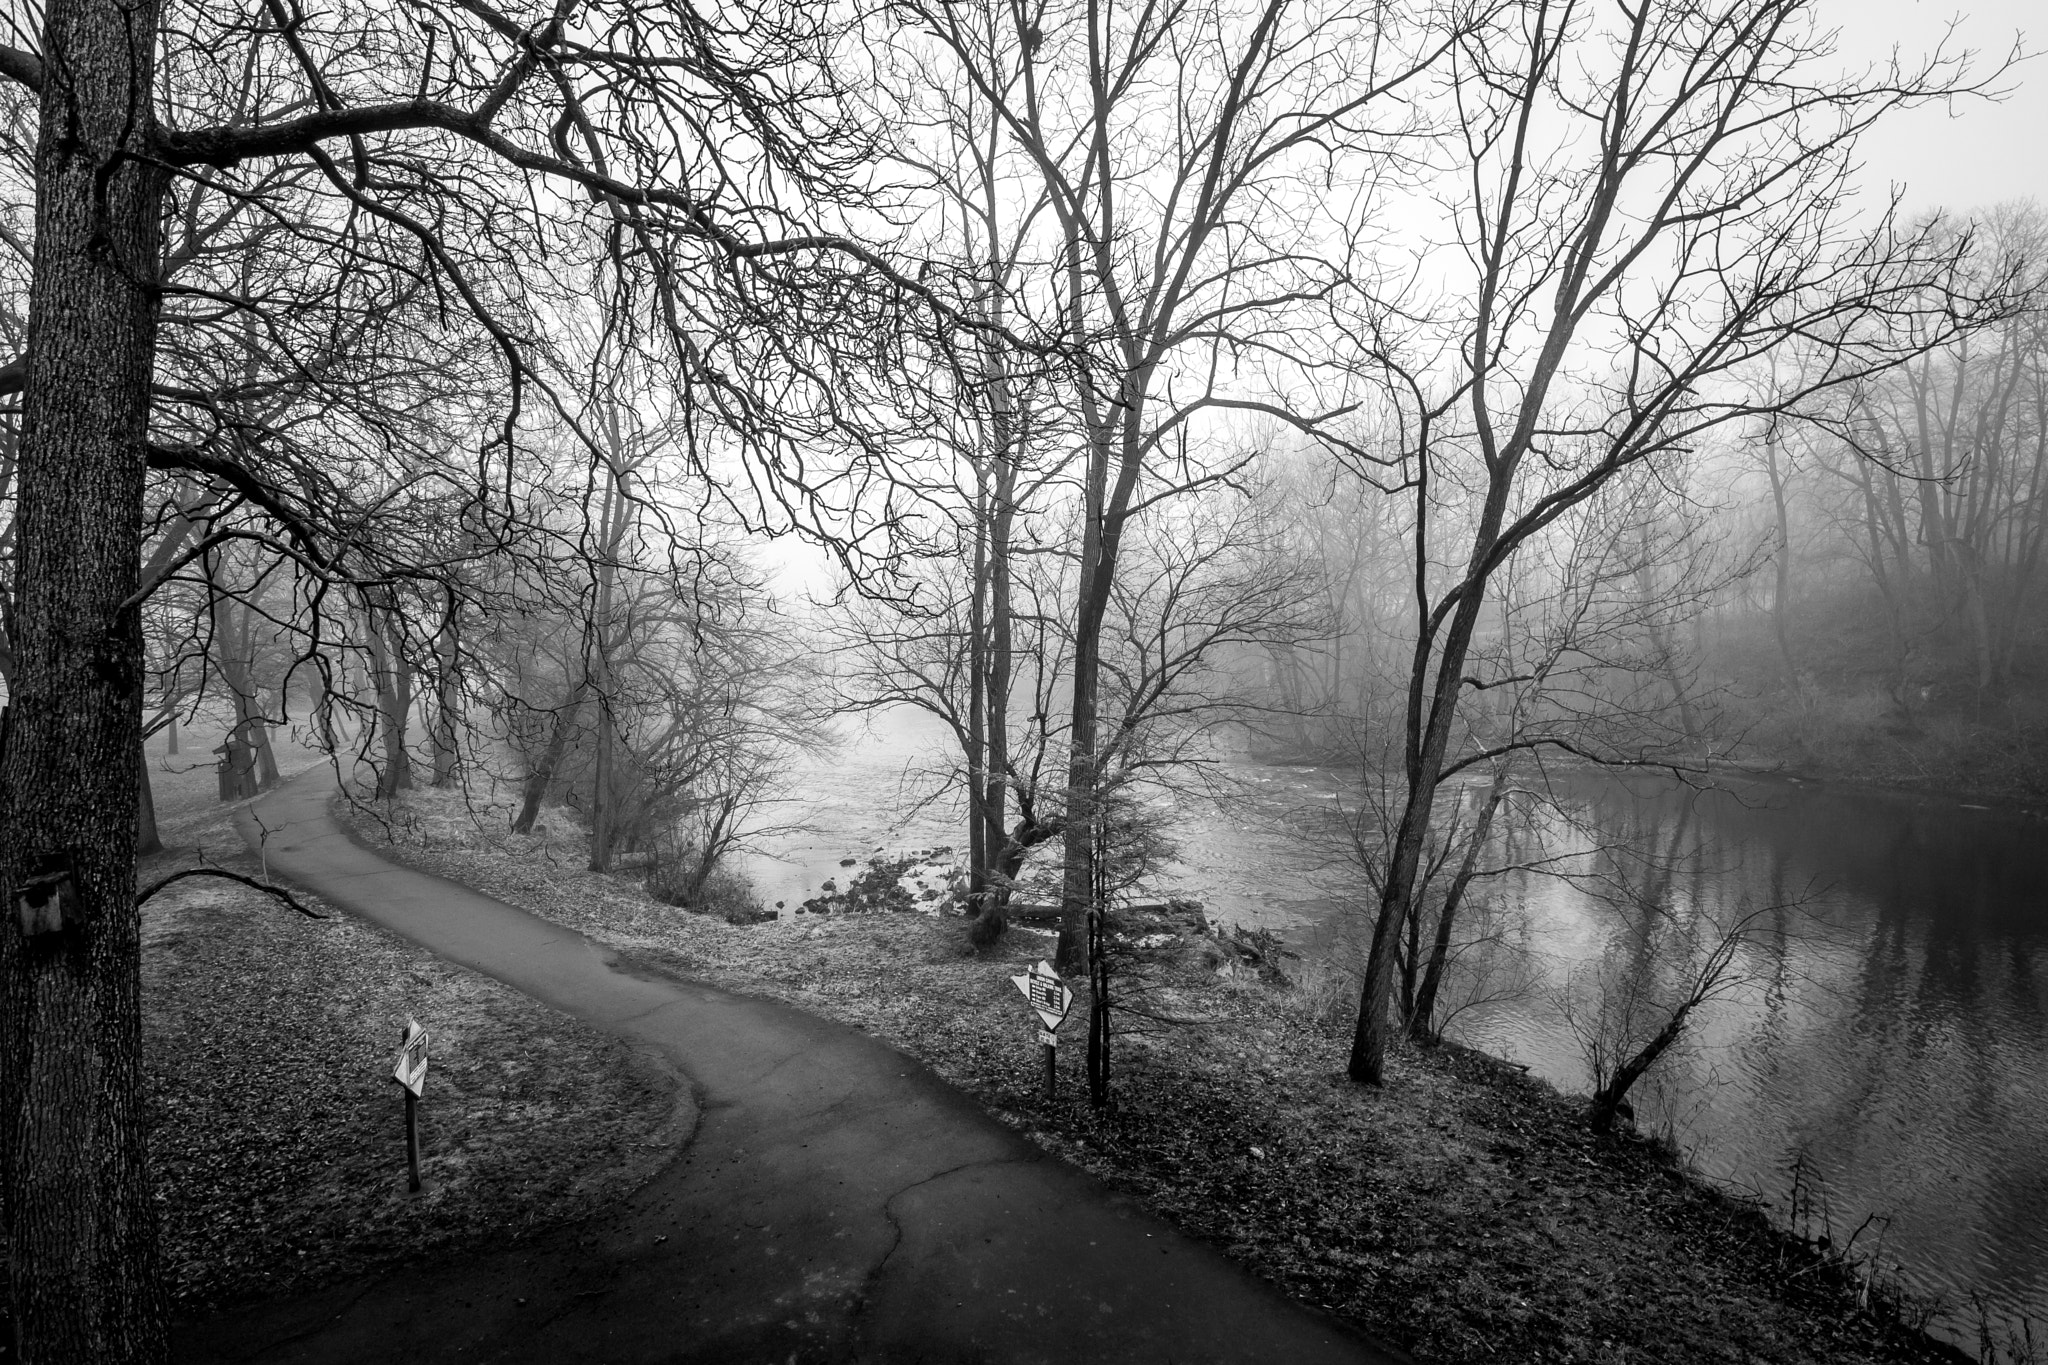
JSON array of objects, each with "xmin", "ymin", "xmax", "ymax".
[
  {"xmin": 1011, "ymin": 961, "xmax": 1073, "ymax": 1101},
  {"xmin": 392, "ymin": 1018, "xmax": 429, "ymax": 1192}
]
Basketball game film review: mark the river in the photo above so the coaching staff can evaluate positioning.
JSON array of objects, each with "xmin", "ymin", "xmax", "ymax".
[{"xmin": 737, "ymin": 707, "xmax": 2048, "ymax": 1356}]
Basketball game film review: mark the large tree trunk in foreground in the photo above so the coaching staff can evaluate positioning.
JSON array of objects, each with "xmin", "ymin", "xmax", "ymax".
[{"xmin": 0, "ymin": 0, "xmax": 171, "ymax": 1358}]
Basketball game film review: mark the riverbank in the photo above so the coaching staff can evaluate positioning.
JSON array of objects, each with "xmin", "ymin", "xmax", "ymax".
[
  {"xmin": 1719, "ymin": 683, "xmax": 2048, "ymax": 810},
  {"xmin": 136, "ymin": 739, "xmax": 684, "ymax": 1316},
  {"xmin": 350, "ymin": 784, "xmax": 1974, "ymax": 1365}
]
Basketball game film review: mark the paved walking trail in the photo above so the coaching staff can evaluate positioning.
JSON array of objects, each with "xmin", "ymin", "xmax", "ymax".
[{"xmin": 174, "ymin": 772, "xmax": 1407, "ymax": 1364}]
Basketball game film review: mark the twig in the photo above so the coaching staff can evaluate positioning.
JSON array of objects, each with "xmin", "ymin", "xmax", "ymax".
[{"xmin": 137, "ymin": 867, "xmax": 324, "ymax": 919}]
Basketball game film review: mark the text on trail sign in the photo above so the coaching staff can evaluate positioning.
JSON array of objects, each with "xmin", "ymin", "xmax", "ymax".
[
  {"xmin": 393, "ymin": 1018, "xmax": 430, "ymax": 1097},
  {"xmin": 1011, "ymin": 960, "xmax": 1074, "ymax": 1032}
]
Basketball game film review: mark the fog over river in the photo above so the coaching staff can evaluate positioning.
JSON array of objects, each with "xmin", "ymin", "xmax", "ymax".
[{"xmin": 738, "ymin": 707, "xmax": 2048, "ymax": 1353}]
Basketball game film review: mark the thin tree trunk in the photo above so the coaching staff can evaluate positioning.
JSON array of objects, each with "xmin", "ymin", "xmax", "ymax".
[
  {"xmin": 1410, "ymin": 773, "xmax": 1504, "ymax": 1042},
  {"xmin": 1400, "ymin": 886, "xmax": 1421, "ymax": 1023},
  {"xmin": 365, "ymin": 605, "xmax": 413, "ymax": 799},
  {"xmin": 585, "ymin": 469, "xmax": 625, "ymax": 872},
  {"xmin": 1764, "ymin": 422, "xmax": 1797, "ymax": 685},
  {"xmin": 588, "ymin": 699, "xmax": 619, "ymax": 872},
  {"xmin": 970, "ymin": 418, "xmax": 1019, "ymax": 947},
  {"xmin": 1058, "ymin": 452, "xmax": 1113, "ymax": 972},
  {"xmin": 0, "ymin": 0, "xmax": 172, "ymax": 1353},
  {"xmin": 1350, "ymin": 472, "xmax": 1513, "ymax": 1085},
  {"xmin": 1058, "ymin": 368, "xmax": 1145, "ymax": 972},
  {"xmin": 431, "ymin": 603, "xmax": 460, "ymax": 787},
  {"xmin": 136, "ymin": 749, "xmax": 162, "ymax": 859},
  {"xmin": 966, "ymin": 466, "xmax": 989, "ymax": 923}
]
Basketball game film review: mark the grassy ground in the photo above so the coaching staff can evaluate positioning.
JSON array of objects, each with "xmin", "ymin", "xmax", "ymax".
[
  {"xmin": 139, "ymin": 724, "xmax": 686, "ymax": 1316},
  {"xmin": 353, "ymin": 782, "xmax": 1969, "ymax": 1365}
]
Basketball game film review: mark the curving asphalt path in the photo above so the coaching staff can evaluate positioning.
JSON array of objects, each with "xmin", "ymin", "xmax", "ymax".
[{"xmin": 173, "ymin": 771, "xmax": 1409, "ymax": 1364}]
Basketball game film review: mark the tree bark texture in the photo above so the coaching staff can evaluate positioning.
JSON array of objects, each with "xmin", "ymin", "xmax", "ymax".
[{"xmin": 0, "ymin": 0, "xmax": 171, "ymax": 1356}]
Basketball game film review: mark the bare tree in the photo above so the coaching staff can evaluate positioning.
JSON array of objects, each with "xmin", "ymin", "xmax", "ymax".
[
  {"xmin": 0, "ymin": 0, "xmax": 938, "ymax": 1355},
  {"xmin": 885, "ymin": 0, "xmax": 1459, "ymax": 977},
  {"xmin": 1335, "ymin": 0, "xmax": 2005, "ymax": 1086},
  {"xmin": 1560, "ymin": 891, "xmax": 1774, "ymax": 1134}
]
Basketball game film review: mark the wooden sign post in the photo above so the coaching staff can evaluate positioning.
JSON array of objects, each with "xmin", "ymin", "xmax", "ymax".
[
  {"xmin": 1010, "ymin": 961, "xmax": 1074, "ymax": 1102},
  {"xmin": 392, "ymin": 1017, "xmax": 430, "ymax": 1193}
]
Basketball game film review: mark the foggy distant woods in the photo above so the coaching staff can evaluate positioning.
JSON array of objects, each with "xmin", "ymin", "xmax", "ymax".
[{"xmin": 0, "ymin": 0, "xmax": 2035, "ymax": 1358}]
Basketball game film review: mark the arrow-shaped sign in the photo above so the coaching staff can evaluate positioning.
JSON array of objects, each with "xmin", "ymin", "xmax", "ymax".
[
  {"xmin": 1010, "ymin": 959, "xmax": 1074, "ymax": 1031},
  {"xmin": 393, "ymin": 1017, "xmax": 430, "ymax": 1098}
]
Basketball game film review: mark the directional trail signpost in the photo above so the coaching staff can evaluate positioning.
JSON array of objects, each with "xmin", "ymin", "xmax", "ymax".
[
  {"xmin": 1011, "ymin": 960, "xmax": 1073, "ymax": 1101},
  {"xmin": 392, "ymin": 1017, "xmax": 429, "ymax": 1192}
]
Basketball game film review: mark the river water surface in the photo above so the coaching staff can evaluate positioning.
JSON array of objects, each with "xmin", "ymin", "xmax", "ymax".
[{"xmin": 739, "ymin": 708, "xmax": 2048, "ymax": 1354}]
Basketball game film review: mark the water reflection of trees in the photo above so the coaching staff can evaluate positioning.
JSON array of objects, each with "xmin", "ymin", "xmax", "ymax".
[{"xmin": 1444, "ymin": 771, "xmax": 2048, "ymax": 1342}]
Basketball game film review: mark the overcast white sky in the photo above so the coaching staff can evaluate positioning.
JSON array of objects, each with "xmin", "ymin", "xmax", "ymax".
[{"xmin": 1822, "ymin": 0, "xmax": 2043, "ymax": 214}]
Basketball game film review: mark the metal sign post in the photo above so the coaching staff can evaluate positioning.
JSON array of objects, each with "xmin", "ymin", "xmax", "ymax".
[
  {"xmin": 392, "ymin": 1018, "xmax": 430, "ymax": 1193},
  {"xmin": 1010, "ymin": 961, "xmax": 1073, "ymax": 1102}
]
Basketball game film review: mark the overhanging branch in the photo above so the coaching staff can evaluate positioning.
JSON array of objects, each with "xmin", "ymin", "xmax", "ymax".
[{"xmin": 137, "ymin": 867, "xmax": 325, "ymax": 919}]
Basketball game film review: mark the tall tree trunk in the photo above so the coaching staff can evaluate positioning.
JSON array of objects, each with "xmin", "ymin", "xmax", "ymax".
[
  {"xmin": 969, "ymin": 413, "xmax": 1019, "ymax": 948},
  {"xmin": 430, "ymin": 606, "xmax": 460, "ymax": 787},
  {"xmin": 979, "ymin": 496, "xmax": 1015, "ymax": 928},
  {"xmin": 1058, "ymin": 477, "xmax": 1111, "ymax": 973},
  {"xmin": 1057, "ymin": 369, "xmax": 1145, "ymax": 973},
  {"xmin": 1349, "ymin": 471, "xmax": 1513, "ymax": 1085},
  {"xmin": 365, "ymin": 605, "xmax": 413, "ymax": 799},
  {"xmin": 588, "ymin": 698, "xmax": 619, "ymax": 872},
  {"xmin": 1764, "ymin": 422, "xmax": 1797, "ymax": 686},
  {"xmin": 0, "ymin": 0, "xmax": 172, "ymax": 1355},
  {"xmin": 164, "ymin": 713, "xmax": 179, "ymax": 756},
  {"xmin": 966, "ymin": 477, "xmax": 989, "ymax": 924},
  {"xmin": 585, "ymin": 472, "xmax": 624, "ymax": 873}
]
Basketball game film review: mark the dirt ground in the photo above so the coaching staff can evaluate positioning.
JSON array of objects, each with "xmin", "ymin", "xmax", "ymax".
[{"xmin": 353, "ymin": 783, "xmax": 1973, "ymax": 1365}]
